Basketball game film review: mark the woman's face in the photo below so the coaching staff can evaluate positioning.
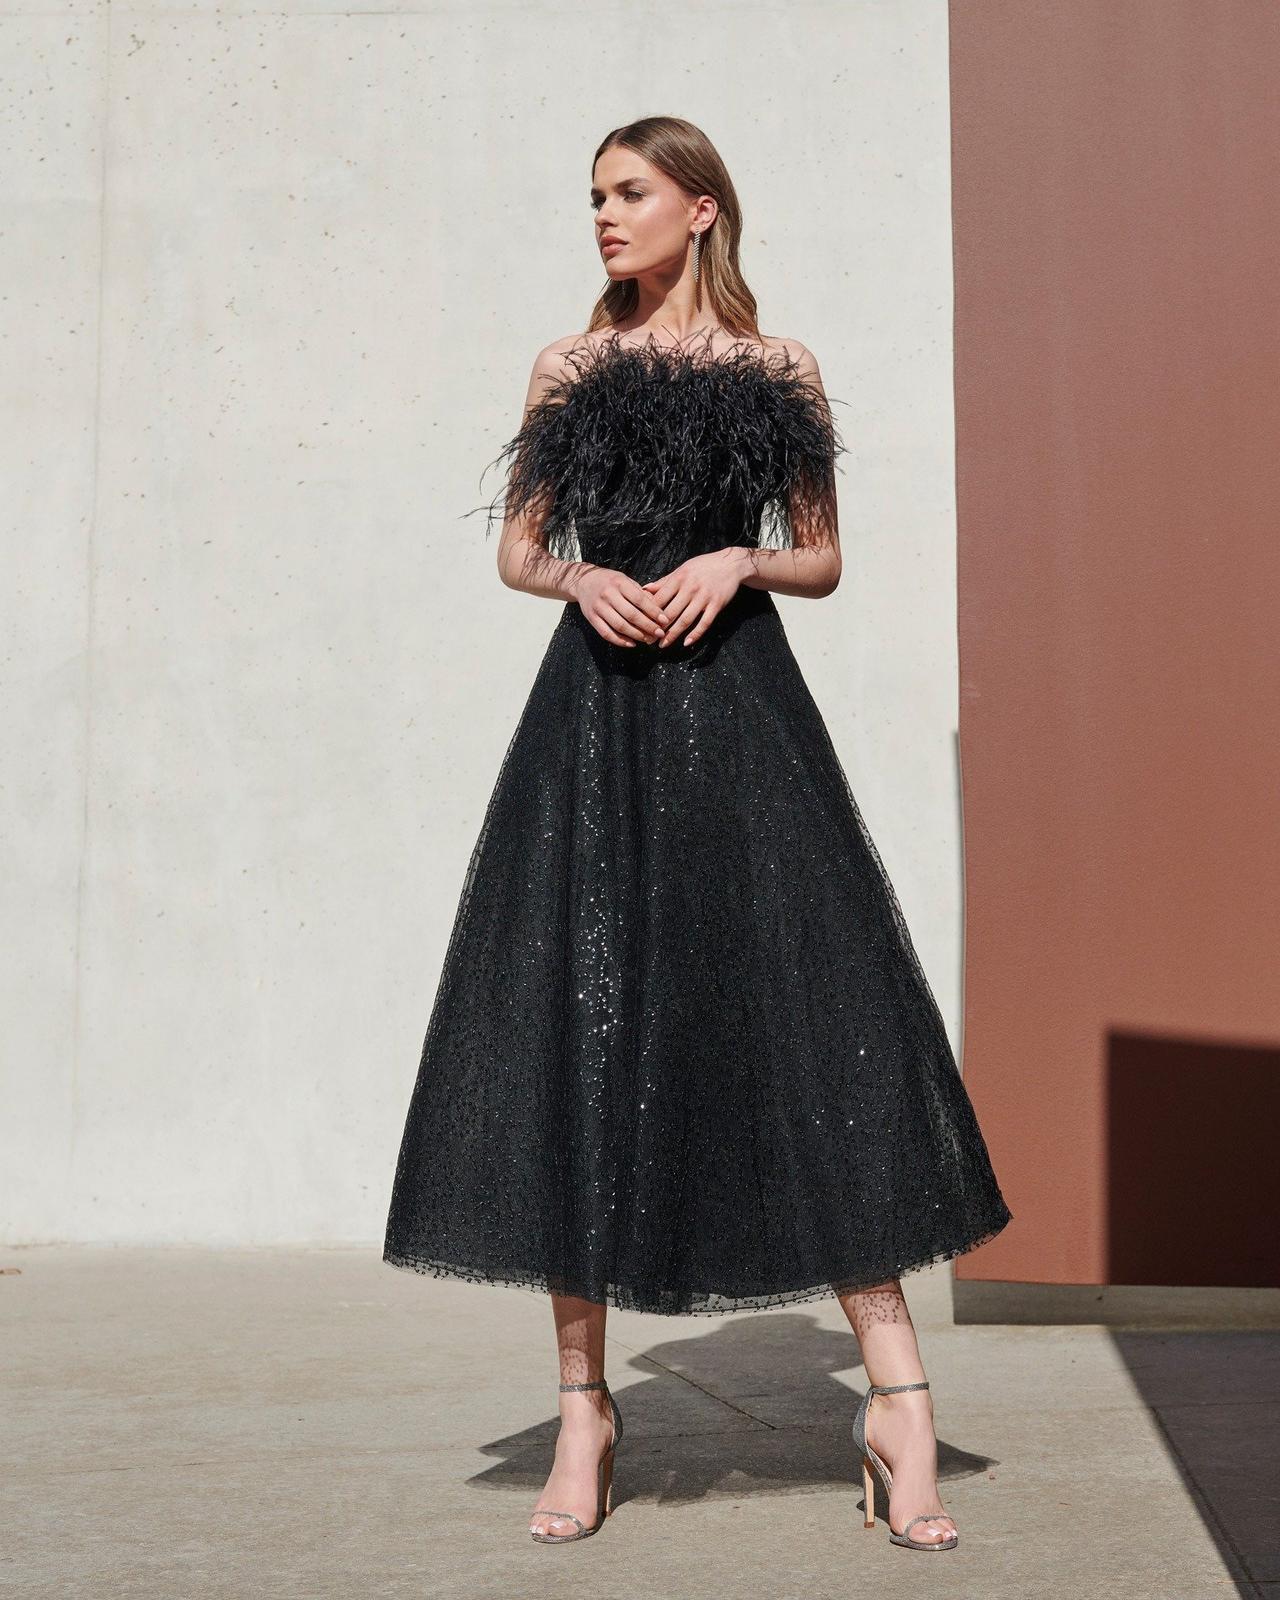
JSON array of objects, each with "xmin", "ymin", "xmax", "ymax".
[{"xmin": 590, "ymin": 147, "xmax": 713, "ymax": 279}]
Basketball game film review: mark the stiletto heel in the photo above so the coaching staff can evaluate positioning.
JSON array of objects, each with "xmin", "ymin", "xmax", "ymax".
[
  {"xmin": 850, "ymin": 1378, "xmax": 958, "ymax": 1551},
  {"xmin": 529, "ymin": 1378, "xmax": 624, "ymax": 1543},
  {"xmin": 860, "ymin": 1453, "xmax": 877, "ymax": 1529}
]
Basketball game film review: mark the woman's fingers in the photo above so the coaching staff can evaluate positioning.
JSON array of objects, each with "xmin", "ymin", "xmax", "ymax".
[
  {"xmin": 577, "ymin": 568, "xmax": 671, "ymax": 647},
  {"xmin": 630, "ymin": 582, "xmax": 671, "ymax": 620},
  {"xmin": 582, "ymin": 596, "xmax": 641, "ymax": 646},
  {"xmin": 641, "ymin": 578, "xmax": 678, "ymax": 609},
  {"xmin": 587, "ymin": 572, "xmax": 724, "ymax": 649},
  {"xmin": 642, "ymin": 560, "xmax": 737, "ymax": 648},
  {"xmin": 654, "ymin": 590, "xmax": 701, "ymax": 647},
  {"xmin": 681, "ymin": 598, "xmax": 721, "ymax": 645},
  {"xmin": 614, "ymin": 592, "xmax": 669, "ymax": 639},
  {"xmin": 599, "ymin": 604, "xmax": 654, "ymax": 643}
]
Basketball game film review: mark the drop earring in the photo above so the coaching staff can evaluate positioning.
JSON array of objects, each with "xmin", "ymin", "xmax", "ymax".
[{"xmin": 692, "ymin": 228, "xmax": 703, "ymax": 283}]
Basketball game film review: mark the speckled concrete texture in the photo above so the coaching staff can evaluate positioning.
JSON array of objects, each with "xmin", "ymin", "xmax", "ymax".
[{"xmin": 3, "ymin": 1, "xmax": 971, "ymax": 1257}]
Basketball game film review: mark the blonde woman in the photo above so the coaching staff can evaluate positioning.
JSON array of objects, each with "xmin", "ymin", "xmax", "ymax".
[{"xmin": 384, "ymin": 115, "xmax": 1011, "ymax": 1551}]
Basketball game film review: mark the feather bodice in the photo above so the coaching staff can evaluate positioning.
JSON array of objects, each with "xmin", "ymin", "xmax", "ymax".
[{"xmin": 473, "ymin": 333, "xmax": 845, "ymax": 583}]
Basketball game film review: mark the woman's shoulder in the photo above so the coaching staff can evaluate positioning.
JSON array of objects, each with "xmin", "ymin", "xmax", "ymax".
[
  {"xmin": 534, "ymin": 330, "xmax": 597, "ymax": 369},
  {"xmin": 520, "ymin": 334, "xmax": 590, "ymax": 403},
  {"xmin": 525, "ymin": 328, "xmax": 823, "ymax": 389},
  {"xmin": 758, "ymin": 334, "xmax": 824, "ymax": 384}
]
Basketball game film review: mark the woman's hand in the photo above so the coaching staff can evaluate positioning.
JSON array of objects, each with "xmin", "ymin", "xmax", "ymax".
[
  {"xmin": 641, "ymin": 548, "xmax": 752, "ymax": 648},
  {"xmin": 571, "ymin": 564, "xmax": 670, "ymax": 648}
]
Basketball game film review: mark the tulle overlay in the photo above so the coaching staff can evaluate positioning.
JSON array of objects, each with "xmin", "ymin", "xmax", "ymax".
[{"xmin": 383, "ymin": 334, "xmax": 1011, "ymax": 1314}]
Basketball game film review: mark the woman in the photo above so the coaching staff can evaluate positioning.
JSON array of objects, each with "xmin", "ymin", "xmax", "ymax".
[{"xmin": 383, "ymin": 115, "xmax": 1012, "ymax": 1551}]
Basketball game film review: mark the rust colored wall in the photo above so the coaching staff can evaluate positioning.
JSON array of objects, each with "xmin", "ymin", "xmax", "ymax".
[{"xmin": 948, "ymin": 0, "xmax": 1280, "ymax": 1287}]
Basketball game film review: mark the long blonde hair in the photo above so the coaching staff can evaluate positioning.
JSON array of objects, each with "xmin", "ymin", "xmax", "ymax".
[{"xmin": 587, "ymin": 117, "xmax": 761, "ymax": 339}]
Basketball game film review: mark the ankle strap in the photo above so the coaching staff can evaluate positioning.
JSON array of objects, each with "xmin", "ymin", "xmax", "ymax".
[
  {"xmin": 869, "ymin": 1379, "xmax": 930, "ymax": 1394},
  {"xmin": 559, "ymin": 1379, "xmax": 608, "ymax": 1392}
]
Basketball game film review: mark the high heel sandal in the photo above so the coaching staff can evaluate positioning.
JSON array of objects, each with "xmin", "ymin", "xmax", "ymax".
[
  {"xmin": 528, "ymin": 1378, "xmax": 624, "ymax": 1544},
  {"xmin": 851, "ymin": 1379, "xmax": 959, "ymax": 1551}
]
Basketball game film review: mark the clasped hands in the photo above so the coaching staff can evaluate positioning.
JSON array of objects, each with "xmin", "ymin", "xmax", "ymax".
[{"xmin": 572, "ymin": 547, "xmax": 754, "ymax": 650}]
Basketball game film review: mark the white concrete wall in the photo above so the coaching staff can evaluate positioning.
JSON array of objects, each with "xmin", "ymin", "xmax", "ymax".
[{"xmin": 2, "ymin": 0, "xmax": 958, "ymax": 1244}]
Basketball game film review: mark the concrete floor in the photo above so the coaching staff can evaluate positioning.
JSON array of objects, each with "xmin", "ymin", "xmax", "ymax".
[{"xmin": 2, "ymin": 1246, "xmax": 1274, "ymax": 1599}]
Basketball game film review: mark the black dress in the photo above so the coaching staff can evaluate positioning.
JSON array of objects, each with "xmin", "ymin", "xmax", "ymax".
[{"xmin": 383, "ymin": 332, "xmax": 1012, "ymax": 1315}]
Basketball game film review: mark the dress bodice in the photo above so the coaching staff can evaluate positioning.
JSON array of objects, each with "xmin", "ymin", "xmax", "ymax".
[{"xmin": 475, "ymin": 333, "xmax": 845, "ymax": 586}]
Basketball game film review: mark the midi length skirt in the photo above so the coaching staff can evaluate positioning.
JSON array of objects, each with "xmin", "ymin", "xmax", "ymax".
[{"xmin": 383, "ymin": 586, "xmax": 1012, "ymax": 1314}]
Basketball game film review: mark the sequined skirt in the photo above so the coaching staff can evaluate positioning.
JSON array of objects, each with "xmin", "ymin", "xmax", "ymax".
[{"xmin": 383, "ymin": 587, "xmax": 1012, "ymax": 1314}]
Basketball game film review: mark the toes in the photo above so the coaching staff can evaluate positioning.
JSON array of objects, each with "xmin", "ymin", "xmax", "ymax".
[
  {"xmin": 897, "ymin": 1515, "xmax": 956, "ymax": 1545},
  {"xmin": 530, "ymin": 1513, "xmax": 575, "ymax": 1536}
]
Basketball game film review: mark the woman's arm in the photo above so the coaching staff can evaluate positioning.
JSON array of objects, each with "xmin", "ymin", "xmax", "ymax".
[
  {"xmin": 496, "ymin": 341, "xmax": 596, "ymax": 602},
  {"xmin": 495, "ymin": 341, "xmax": 669, "ymax": 647},
  {"xmin": 737, "ymin": 340, "xmax": 842, "ymax": 600}
]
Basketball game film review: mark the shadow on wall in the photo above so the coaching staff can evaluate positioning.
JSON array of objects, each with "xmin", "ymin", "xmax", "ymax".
[{"xmin": 1106, "ymin": 1028, "xmax": 1279, "ymax": 1288}]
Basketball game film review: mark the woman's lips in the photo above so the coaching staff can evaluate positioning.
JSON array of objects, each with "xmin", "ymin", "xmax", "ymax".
[{"xmin": 601, "ymin": 240, "xmax": 627, "ymax": 256}]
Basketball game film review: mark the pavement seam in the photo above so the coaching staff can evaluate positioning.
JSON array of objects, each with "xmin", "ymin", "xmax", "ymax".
[{"xmin": 602, "ymin": 1338, "xmax": 780, "ymax": 1429}]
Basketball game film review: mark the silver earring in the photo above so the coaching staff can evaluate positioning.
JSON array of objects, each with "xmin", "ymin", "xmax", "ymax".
[{"xmin": 692, "ymin": 229, "xmax": 703, "ymax": 283}]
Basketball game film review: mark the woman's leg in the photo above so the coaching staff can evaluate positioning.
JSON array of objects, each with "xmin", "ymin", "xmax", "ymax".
[
  {"xmin": 835, "ymin": 1279, "xmax": 957, "ymax": 1544},
  {"xmin": 528, "ymin": 1292, "xmax": 617, "ymax": 1537}
]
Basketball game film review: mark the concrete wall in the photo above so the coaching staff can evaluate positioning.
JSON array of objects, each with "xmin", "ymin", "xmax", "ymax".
[{"xmin": 3, "ymin": 1, "xmax": 962, "ymax": 1244}]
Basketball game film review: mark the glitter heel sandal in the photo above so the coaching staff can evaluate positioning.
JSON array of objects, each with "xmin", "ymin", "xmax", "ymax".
[
  {"xmin": 529, "ymin": 1378, "xmax": 624, "ymax": 1543},
  {"xmin": 851, "ymin": 1379, "xmax": 959, "ymax": 1551}
]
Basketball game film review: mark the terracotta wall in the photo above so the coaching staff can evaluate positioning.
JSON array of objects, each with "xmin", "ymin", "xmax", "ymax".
[{"xmin": 949, "ymin": 0, "xmax": 1280, "ymax": 1287}]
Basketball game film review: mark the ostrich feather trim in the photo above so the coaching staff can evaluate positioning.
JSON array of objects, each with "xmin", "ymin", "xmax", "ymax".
[{"xmin": 468, "ymin": 334, "xmax": 846, "ymax": 571}]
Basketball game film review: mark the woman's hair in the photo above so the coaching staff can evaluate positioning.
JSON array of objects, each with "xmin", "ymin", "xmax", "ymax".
[{"xmin": 587, "ymin": 116, "xmax": 761, "ymax": 339}]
